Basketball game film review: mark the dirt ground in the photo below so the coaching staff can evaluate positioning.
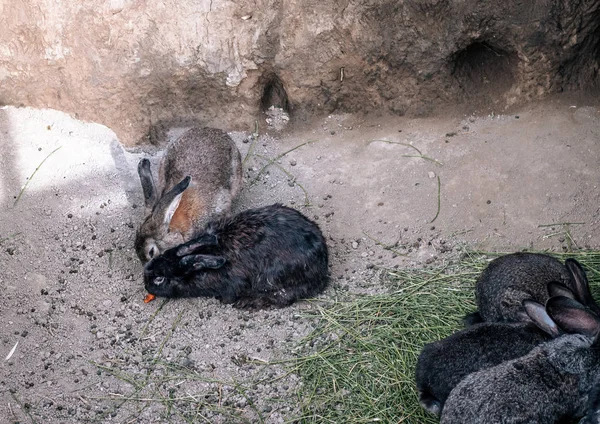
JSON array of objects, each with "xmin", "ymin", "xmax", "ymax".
[{"xmin": 1, "ymin": 94, "xmax": 599, "ymax": 423}]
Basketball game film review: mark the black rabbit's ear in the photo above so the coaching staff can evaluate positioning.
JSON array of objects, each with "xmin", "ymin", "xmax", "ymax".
[
  {"xmin": 180, "ymin": 254, "xmax": 226, "ymax": 270},
  {"xmin": 523, "ymin": 299, "xmax": 561, "ymax": 338},
  {"xmin": 547, "ymin": 282, "xmax": 576, "ymax": 300},
  {"xmin": 176, "ymin": 233, "xmax": 218, "ymax": 256},
  {"xmin": 565, "ymin": 259, "xmax": 597, "ymax": 312},
  {"xmin": 546, "ymin": 296, "xmax": 600, "ymax": 339},
  {"xmin": 138, "ymin": 158, "xmax": 157, "ymax": 207}
]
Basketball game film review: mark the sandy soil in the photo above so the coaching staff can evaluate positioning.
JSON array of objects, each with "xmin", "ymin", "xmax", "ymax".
[{"xmin": 1, "ymin": 95, "xmax": 599, "ymax": 423}]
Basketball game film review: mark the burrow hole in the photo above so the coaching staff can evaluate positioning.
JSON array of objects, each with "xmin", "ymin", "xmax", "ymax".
[
  {"xmin": 260, "ymin": 74, "xmax": 290, "ymax": 112},
  {"xmin": 451, "ymin": 41, "xmax": 518, "ymax": 99}
]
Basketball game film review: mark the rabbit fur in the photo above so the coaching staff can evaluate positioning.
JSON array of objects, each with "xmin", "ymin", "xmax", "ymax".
[
  {"xmin": 441, "ymin": 296, "xmax": 600, "ymax": 424},
  {"xmin": 143, "ymin": 204, "xmax": 329, "ymax": 310},
  {"xmin": 135, "ymin": 127, "xmax": 242, "ymax": 263},
  {"xmin": 466, "ymin": 252, "xmax": 576, "ymax": 324},
  {"xmin": 582, "ymin": 385, "xmax": 600, "ymax": 424},
  {"xmin": 415, "ymin": 298, "xmax": 558, "ymax": 416}
]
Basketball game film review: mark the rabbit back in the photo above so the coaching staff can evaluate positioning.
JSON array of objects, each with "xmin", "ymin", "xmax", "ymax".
[
  {"xmin": 582, "ymin": 385, "xmax": 600, "ymax": 424},
  {"xmin": 476, "ymin": 252, "xmax": 572, "ymax": 323},
  {"xmin": 416, "ymin": 321, "xmax": 550, "ymax": 416},
  {"xmin": 199, "ymin": 203, "xmax": 329, "ymax": 308},
  {"xmin": 440, "ymin": 334, "xmax": 590, "ymax": 424},
  {"xmin": 159, "ymin": 127, "xmax": 242, "ymax": 234}
]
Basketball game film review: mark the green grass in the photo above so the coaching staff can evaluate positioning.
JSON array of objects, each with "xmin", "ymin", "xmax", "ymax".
[{"xmin": 292, "ymin": 250, "xmax": 600, "ymax": 423}]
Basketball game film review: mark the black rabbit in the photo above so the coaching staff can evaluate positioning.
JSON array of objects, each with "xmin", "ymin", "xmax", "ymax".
[
  {"xmin": 441, "ymin": 296, "xmax": 600, "ymax": 424},
  {"xmin": 416, "ymin": 295, "xmax": 560, "ymax": 416},
  {"xmin": 465, "ymin": 253, "xmax": 579, "ymax": 324},
  {"xmin": 143, "ymin": 204, "xmax": 329, "ymax": 310}
]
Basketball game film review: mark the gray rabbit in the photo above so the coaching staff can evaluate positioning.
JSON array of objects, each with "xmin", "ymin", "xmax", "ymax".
[
  {"xmin": 582, "ymin": 386, "xmax": 600, "ymax": 424},
  {"xmin": 441, "ymin": 296, "xmax": 600, "ymax": 424},
  {"xmin": 415, "ymin": 292, "xmax": 562, "ymax": 416},
  {"xmin": 135, "ymin": 127, "xmax": 242, "ymax": 263},
  {"xmin": 466, "ymin": 252, "xmax": 578, "ymax": 324}
]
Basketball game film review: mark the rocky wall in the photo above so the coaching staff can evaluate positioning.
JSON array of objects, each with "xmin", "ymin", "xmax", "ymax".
[{"xmin": 1, "ymin": 0, "xmax": 599, "ymax": 145}]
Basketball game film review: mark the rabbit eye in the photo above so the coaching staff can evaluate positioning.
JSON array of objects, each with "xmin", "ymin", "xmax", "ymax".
[
  {"xmin": 148, "ymin": 246, "xmax": 157, "ymax": 259},
  {"xmin": 154, "ymin": 277, "xmax": 166, "ymax": 285}
]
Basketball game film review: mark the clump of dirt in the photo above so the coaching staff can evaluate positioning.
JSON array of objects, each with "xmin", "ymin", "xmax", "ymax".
[{"xmin": 1, "ymin": 94, "xmax": 599, "ymax": 422}]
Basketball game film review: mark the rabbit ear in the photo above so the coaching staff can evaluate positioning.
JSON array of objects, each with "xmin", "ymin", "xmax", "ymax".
[
  {"xmin": 547, "ymin": 282, "xmax": 576, "ymax": 300},
  {"xmin": 176, "ymin": 233, "xmax": 218, "ymax": 256},
  {"xmin": 565, "ymin": 259, "xmax": 598, "ymax": 312},
  {"xmin": 523, "ymin": 299, "xmax": 562, "ymax": 337},
  {"xmin": 153, "ymin": 176, "xmax": 191, "ymax": 227},
  {"xmin": 546, "ymin": 296, "xmax": 600, "ymax": 339},
  {"xmin": 138, "ymin": 158, "xmax": 157, "ymax": 207},
  {"xmin": 180, "ymin": 254, "xmax": 226, "ymax": 270}
]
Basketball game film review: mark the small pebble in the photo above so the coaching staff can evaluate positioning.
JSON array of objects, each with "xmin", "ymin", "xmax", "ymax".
[{"xmin": 351, "ymin": 241, "xmax": 359, "ymax": 249}]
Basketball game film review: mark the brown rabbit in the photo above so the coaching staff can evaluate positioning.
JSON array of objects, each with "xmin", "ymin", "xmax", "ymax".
[{"xmin": 135, "ymin": 127, "xmax": 242, "ymax": 263}]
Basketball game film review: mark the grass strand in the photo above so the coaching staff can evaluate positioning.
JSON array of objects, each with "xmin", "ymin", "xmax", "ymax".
[{"xmin": 14, "ymin": 146, "xmax": 62, "ymax": 206}]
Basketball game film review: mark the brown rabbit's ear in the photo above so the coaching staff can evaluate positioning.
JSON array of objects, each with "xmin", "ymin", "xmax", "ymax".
[
  {"xmin": 138, "ymin": 158, "xmax": 157, "ymax": 208},
  {"xmin": 547, "ymin": 282, "xmax": 576, "ymax": 300},
  {"xmin": 153, "ymin": 176, "xmax": 191, "ymax": 227},
  {"xmin": 546, "ymin": 296, "xmax": 600, "ymax": 339},
  {"xmin": 523, "ymin": 299, "xmax": 561, "ymax": 338}
]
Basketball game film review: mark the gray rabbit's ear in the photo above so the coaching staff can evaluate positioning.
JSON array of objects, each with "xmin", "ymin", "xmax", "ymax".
[
  {"xmin": 547, "ymin": 282, "xmax": 576, "ymax": 300},
  {"xmin": 523, "ymin": 300, "xmax": 561, "ymax": 338},
  {"xmin": 176, "ymin": 233, "xmax": 218, "ymax": 256},
  {"xmin": 154, "ymin": 176, "xmax": 191, "ymax": 227},
  {"xmin": 138, "ymin": 158, "xmax": 157, "ymax": 207},
  {"xmin": 180, "ymin": 254, "xmax": 226, "ymax": 270},
  {"xmin": 565, "ymin": 259, "xmax": 597, "ymax": 312},
  {"xmin": 546, "ymin": 296, "xmax": 600, "ymax": 339}
]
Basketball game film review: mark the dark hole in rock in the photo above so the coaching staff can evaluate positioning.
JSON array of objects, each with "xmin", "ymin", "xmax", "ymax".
[
  {"xmin": 260, "ymin": 75, "xmax": 290, "ymax": 112},
  {"xmin": 451, "ymin": 41, "xmax": 518, "ymax": 102}
]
